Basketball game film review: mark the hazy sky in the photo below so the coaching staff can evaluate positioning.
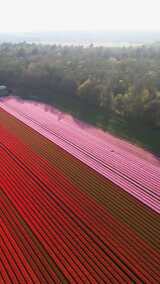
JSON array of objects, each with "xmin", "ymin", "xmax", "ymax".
[{"xmin": 0, "ymin": 0, "xmax": 160, "ymax": 33}]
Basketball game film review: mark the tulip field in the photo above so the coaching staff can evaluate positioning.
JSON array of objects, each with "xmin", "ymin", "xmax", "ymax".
[{"xmin": 0, "ymin": 98, "xmax": 160, "ymax": 283}]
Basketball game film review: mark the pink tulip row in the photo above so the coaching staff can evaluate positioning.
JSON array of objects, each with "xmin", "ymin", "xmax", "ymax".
[
  {"xmin": 1, "ymin": 97, "xmax": 159, "ymax": 213},
  {"xmin": 1, "ymin": 123, "xmax": 159, "ymax": 283}
]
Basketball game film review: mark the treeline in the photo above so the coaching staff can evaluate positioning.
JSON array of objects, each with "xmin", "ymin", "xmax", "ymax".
[{"xmin": 0, "ymin": 42, "xmax": 160, "ymax": 151}]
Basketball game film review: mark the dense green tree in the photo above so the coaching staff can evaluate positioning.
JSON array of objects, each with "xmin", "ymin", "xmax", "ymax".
[{"xmin": 0, "ymin": 42, "xmax": 160, "ymax": 152}]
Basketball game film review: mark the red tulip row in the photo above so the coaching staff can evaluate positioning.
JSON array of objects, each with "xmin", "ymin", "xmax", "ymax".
[
  {"xmin": 0, "ymin": 107, "xmax": 159, "ymax": 249},
  {"xmin": 1, "ymin": 99, "xmax": 160, "ymax": 214},
  {"xmin": 0, "ymin": 120, "xmax": 160, "ymax": 283}
]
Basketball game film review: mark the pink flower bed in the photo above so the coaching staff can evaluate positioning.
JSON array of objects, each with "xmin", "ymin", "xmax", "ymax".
[{"xmin": 0, "ymin": 96, "xmax": 160, "ymax": 213}]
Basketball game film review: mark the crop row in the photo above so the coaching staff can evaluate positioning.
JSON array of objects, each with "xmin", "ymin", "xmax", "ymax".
[
  {"xmin": 0, "ymin": 118, "xmax": 160, "ymax": 283},
  {"xmin": 1, "ymin": 101, "xmax": 160, "ymax": 214},
  {"xmin": 0, "ymin": 108, "xmax": 159, "ymax": 248}
]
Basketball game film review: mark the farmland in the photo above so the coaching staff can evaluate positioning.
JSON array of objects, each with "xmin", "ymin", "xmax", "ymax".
[{"xmin": 0, "ymin": 98, "xmax": 160, "ymax": 283}]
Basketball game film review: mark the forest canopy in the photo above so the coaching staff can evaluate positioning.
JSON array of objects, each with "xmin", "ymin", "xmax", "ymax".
[{"xmin": 0, "ymin": 42, "xmax": 160, "ymax": 153}]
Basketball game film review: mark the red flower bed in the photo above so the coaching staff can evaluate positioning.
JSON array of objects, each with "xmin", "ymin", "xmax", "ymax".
[{"xmin": 0, "ymin": 109, "xmax": 160, "ymax": 283}]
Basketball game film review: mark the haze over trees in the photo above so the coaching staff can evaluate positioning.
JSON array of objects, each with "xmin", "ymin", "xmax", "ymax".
[
  {"xmin": 0, "ymin": 42, "xmax": 160, "ymax": 153},
  {"xmin": 1, "ymin": 31, "xmax": 160, "ymax": 45}
]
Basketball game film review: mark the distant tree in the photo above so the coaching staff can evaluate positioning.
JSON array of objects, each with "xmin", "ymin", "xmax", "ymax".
[
  {"xmin": 0, "ymin": 41, "xmax": 160, "ymax": 136},
  {"xmin": 78, "ymin": 79, "xmax": 100, "ymax": 107}
]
